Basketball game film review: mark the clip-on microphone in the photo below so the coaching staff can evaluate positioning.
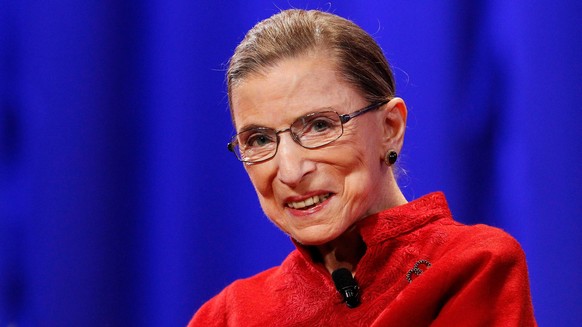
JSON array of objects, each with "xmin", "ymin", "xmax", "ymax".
[{"xmin": 332, "ymin": 268, "xmax": 360, "ymax": 308}]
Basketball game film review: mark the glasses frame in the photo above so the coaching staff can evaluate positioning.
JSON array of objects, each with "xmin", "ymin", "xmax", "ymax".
[{"xmin": 227, "ymin": 100, "xmax": 389, "ymax": 163}]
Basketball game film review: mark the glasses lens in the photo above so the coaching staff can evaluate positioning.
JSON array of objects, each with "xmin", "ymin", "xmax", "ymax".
[
  {"xmin": 291, "ymin": 111, "xmax": 343, "ymax": 148},
  {"xmin": 235, "ymin": 127, "xmax": 277, "ymax": 162}
]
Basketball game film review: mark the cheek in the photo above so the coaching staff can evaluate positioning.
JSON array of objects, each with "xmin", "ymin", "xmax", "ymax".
[
  {"xmin": 245, "ymin": 165, "xmax": 275, "ymax": 200},
  {"xmin": 332, "ymin": 132, "xmax": 380, "ymax": 170},
  {"xmin": 343, "ymin": 121, "xmax": 378, "ymax": 145},
  {"xmin": 332, "ymin": 138, "xmax": 383, "ymax": 196},
  {"xmin": 246, "ymin": 167, "xmax": 289, "ymax": 231}
]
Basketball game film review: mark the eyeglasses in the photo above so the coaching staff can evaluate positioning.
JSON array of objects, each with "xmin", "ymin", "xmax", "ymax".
[{"xmin": 227, "ymin": 101, "xmax": 388, "ymax": 163}]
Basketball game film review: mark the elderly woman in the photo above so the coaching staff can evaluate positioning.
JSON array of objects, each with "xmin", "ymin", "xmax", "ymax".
[{"xmin": 190, "ymin": 9, "xmax": 536, "ymax": 326}]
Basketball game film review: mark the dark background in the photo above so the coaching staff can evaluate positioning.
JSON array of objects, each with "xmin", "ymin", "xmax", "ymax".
[{"xmin": 1, "ymin": 1, "xmax": 581, "ymax": 326}]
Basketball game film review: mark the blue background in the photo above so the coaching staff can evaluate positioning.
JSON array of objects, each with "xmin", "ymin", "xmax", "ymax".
[{"xmin": 1, "ymin": 1, "xmax": 581, "ymax": 326}]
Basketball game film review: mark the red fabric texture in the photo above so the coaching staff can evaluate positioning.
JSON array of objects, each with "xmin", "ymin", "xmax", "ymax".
[{"xmin": 189, "ymin": 192, "xmax": 536, "ymax": 326}]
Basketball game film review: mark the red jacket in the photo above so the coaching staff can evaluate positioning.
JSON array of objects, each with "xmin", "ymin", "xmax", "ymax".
[{"xmin": 189, "ymin": 192, "xmax": 536, "ymax": 326}]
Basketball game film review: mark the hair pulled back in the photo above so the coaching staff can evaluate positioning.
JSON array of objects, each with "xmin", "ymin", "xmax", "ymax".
[{"xmin": 227, "ymin": 9, "xmax": 395, "ymax": 117}]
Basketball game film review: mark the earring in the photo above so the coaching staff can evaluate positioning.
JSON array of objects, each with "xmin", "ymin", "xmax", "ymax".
[{"xmin": 385, "ymin": 151, "xmax": 398, "ymax": 166}]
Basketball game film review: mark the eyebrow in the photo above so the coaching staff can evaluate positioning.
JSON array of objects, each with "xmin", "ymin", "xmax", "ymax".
[
  {"xmin": 237, "ymin": 106, "xmax": 337, "ymax": 134},
  {"xmin": 237, "ymin": 124, "xmax": 272, "ymax": 134}
]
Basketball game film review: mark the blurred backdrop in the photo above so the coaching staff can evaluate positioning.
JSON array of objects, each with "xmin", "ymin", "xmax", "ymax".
[{"xmin": 1, "ymin": 0, "xmax": 581, "ymax": 326}]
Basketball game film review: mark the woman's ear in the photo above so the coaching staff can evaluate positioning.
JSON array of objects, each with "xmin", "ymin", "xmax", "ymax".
[{"xmin": 380, "ymin": 97, "xmax": 407, "ymax": 154}]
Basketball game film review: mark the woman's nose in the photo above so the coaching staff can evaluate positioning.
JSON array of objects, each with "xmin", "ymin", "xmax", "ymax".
[{"xmin": 275, "ymin": 133, "xmax": 315, "ymax": 187}]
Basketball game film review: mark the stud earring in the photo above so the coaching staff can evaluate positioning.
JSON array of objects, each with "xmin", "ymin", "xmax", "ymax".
[{"xmin": 385, "ymin": 151, "xmax": 398, "ymax": 166}]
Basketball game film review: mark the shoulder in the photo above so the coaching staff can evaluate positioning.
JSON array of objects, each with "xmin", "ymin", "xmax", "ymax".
[
  {"xmin": 427, "ymin": 221, "xmax": 529, "ymax": 277},
  {"xmin": 412, "ymin": 223, "xmax": 536, "ymax": 324},
  {"xmin": 188, "ymin": 267, "xmax": 281, "ymax": 326},
  {"xmin": 189, "ymin": 250, "xmax": 303, "ymax": 326},
  {"xmin": 450, "ymin": 223, "xmax": 525, "ymax": 257}
]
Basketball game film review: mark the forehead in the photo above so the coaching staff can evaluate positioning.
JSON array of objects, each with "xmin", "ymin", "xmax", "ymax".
[{"xmin": 230, "ymin": 52, "xmax": 364, "ymax": 131}]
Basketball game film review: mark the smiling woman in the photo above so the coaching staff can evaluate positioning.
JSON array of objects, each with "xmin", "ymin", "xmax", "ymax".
[
  {"xmin": 229, "ymin": 52, "xmax": 406, "ymax": 249},
  {"xmin": 189, "ymin": 9, "xmax": 536, "ymax": 326}
]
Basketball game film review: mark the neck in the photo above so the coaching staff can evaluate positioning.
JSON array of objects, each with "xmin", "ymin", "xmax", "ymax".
[
  {"xmin": 315, "ymin": 226, "xmax": 366, "ymax": 274},
  {"xmin": 315, "ymin": 185, "xmax": 407, "ymax": 274}
]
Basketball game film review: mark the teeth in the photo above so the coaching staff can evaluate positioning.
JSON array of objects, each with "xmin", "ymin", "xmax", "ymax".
[{"xmin": 287, "ymin": 193, "xmax": 330, "ymax": 209}]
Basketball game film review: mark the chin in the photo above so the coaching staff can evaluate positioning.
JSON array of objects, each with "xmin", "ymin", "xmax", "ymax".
[{"xmin": 291, "ymin": 229, "xmax": 339, "ymax": 246}]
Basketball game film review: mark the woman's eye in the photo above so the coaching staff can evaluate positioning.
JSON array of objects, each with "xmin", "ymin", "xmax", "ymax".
[
  {"xmin": 308, "ymin": 118, "xmax": 333, "ymax": 133},
  {"xmin": 246, "ymin": 133, "xmax": 274, "ymax": 147}
]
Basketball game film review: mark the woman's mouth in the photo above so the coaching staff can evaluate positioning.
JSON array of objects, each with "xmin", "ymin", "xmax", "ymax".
[{"xmin": 286, "ymin": 193, "xmax": 331, "ymax": 210}]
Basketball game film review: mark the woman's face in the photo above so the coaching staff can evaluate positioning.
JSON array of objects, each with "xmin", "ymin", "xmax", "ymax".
[{"xmin": 231, "ymin": 51, "xmax": 394, "ymax": 246}]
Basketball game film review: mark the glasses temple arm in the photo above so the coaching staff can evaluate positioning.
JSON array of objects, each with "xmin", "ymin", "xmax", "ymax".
[{"xmin": 339, "ymin": 100, "xmax": 389, "ymax": 124}]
